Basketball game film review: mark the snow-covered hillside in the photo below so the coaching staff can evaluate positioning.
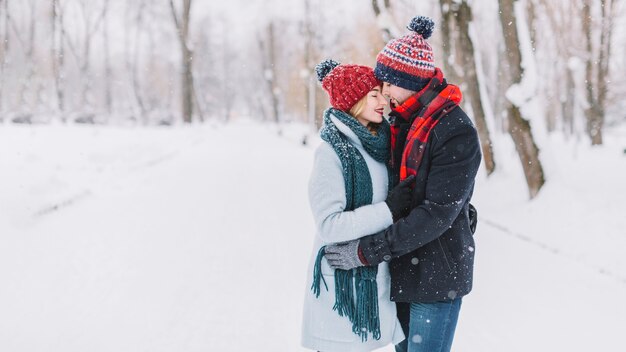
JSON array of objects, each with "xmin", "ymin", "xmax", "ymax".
[{"xmin": 1, "ymin": 121, "xmax": 625, "ymax": 351}]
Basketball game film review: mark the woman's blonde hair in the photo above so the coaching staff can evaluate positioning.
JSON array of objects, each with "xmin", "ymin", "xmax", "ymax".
[{"xmin": 349, "ymin": 95, "xmax": 367, "ymax": 120}]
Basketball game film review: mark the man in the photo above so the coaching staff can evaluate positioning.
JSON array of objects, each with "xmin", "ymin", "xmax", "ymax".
[{"xmin": 324, "ymin": 16, "xmax": 481, "ymax": 352}]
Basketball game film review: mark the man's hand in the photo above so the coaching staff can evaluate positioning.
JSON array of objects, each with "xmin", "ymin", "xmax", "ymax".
[
  {"xmin": 324, "ymin": 239, "xmax": 366, "ymax": 271},
  {"xmin": 386, "ymin": 175, "xmax": 415, "ymax": 221},
  {"xmin": 469, "ymin": 203, "xmax": 478, "ymax": 234}
]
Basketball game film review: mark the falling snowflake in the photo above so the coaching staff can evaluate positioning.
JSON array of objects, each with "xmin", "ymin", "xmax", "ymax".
[
  {"xmin": 412, "ymin": 334, "xmax": 423, "ymax": 343},
  {"xmin": 411, "ymin": 257, "xmax": 419, "ymax": 265}
]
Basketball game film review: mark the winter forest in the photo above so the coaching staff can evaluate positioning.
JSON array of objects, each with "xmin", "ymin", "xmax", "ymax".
[
  {"xmin": 1, "ymin": 0, "xmax": 625, "ymax": 195},
  {"xmin": 1, "ymin": 0, "xmax": 626, "ymax": 351}
]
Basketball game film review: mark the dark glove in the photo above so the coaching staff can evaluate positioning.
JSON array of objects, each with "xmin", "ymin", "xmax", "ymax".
[
  {"xmin": 324, "ymin": 239, "xmax": 367, "ymax": 271},
  {"xmin": 385, "ymin": 175, "xmax": 415, "ymax": 221},
  {"xmin": 469, "ymin": 203, "xmax": 478, "ymax": 234}
]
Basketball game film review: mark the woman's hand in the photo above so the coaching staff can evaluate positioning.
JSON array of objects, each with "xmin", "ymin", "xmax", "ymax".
[{"xmin": 325, "ymin": 239, "xmax": 366, "ymax": 271}]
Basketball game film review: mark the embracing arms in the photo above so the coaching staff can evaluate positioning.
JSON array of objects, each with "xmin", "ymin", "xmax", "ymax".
[{"xmin": 326, "ymin": 119, "xmax": 481, "ymax": 269}]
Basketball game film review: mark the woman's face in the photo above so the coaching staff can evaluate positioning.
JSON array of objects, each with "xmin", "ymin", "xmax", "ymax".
[{"xmin": 355, "ymin": 86, "xmax": 387, "ymax": 126}]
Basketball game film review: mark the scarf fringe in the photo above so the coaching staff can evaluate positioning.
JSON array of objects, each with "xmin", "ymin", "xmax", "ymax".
[
  {"xmin": 354, "ymin": 268, "xmax": 381, "ymax": 341},
  {"xmin": 328, "ymin": 267, "xmax": 381, "ymax": 342},
  {"xmin": 311, "ymin": 247, "xmax": 328, "ymax": 298},
  {"xmin": 332, "ymin": 269, "xmax": 356, "ymax": 318}
]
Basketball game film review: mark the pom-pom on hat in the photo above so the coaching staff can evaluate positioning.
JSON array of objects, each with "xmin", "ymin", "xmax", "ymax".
[
  {"xmin": 375, "ymin": 16, "xmax": 436, "ymax": 92},
  {"xmin": 316, "ymin": 59, "xmax": 381, "ymax": 112}
]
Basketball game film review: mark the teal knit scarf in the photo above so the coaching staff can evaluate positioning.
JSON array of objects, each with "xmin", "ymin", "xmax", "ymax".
[{"xmin": 311, "ymin": 108, "xmax": 390, "ymax": 342}]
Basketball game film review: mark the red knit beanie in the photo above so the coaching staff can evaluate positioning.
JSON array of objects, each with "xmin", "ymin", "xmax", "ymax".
[{"xmin": 316, "ymin": 59, "xmax": 381, "ymax": 112}]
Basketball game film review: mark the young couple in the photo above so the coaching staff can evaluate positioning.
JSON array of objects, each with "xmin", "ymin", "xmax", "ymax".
[{"xmin": 301, "ymin": 16, "xmax": 481, "ymax": 352}]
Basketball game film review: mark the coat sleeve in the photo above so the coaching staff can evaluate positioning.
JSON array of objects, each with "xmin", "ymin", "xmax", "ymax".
[
  {"xmin": 308, "ymin": 143, "xmax": 394, "ymax": 244},
  {"xmin": 360, "ymin": 118, "xmax": 481, "ymax": 264}
]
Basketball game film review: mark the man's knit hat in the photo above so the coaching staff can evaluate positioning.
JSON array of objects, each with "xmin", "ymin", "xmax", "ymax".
[
  {"xmin": 375, "ymin": 16, "xmax": 436, "ymax": 92},
  {"xmin": 316, "ymin": 59, "xmax": 381, "ymax": 112}
]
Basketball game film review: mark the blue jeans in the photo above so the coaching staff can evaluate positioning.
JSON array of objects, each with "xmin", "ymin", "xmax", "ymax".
[{"xmin": 395, "ymin": 298, "xmax": 462, "ymax": 352}]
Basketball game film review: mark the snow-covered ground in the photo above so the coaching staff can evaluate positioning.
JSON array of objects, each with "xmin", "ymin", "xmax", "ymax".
[{"xmin": 1, "ymin": 120, "xmax": 625, "ymax": 351}]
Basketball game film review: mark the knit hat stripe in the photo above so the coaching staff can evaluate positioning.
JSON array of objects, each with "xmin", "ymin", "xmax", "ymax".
[
  {"xmin": 377, "ymin": 56, "xmax": 434, "ymax": 81},
  {"xmin": 379, "ymin": 48, "xmax": 435, "ymax": 71},
  {"xmin": 382, "ymin": 43, "xmax": 434, "ymax": 64},
  {"xmin": 374, "ymin": 63, "xmax": 433, "ymax": 92}
]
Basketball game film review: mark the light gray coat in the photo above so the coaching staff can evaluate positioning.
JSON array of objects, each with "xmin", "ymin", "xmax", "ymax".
[{"xmin": 301, "ymin": 114, "xmax": 405, "ymax": 352}]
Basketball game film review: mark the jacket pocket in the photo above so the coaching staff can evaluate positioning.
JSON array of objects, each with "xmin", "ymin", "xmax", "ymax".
[{"xmin": 437, "ymin": 238, "xmax": 456, "ymax": 273}]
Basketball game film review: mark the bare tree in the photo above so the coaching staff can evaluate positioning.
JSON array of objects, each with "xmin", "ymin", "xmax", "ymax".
[
  {"xmin": 191, "ymin": 18, "xmax": 216, "ymax": 118},
  {"xmin": 219, "ymin": 18, "xmax": 236, "ymax": 122},
  {"xmin": 582, "ymin": 0, "xmax": 617, "ymax": 145},
  {"xmin": 303, "ymin": 0, "xmax": 326, "ymax": 130},
  {"xmin": 60, "ymin": 0, "xmax": 107, "ymax": 110},
  {"xmin": 533, "ymin": 0, "xmax": 580, "ymax": 136},
  {"xmin": 440, "ymin": 0, "xmax": 496, "ymax": 175},
  {"xmin": 498, "ymin": 0, "xmax": 545, "ymax": 198},
  {"xmin": 371, "ymin": 0, "xmax": 401, "ymax": 42},
  {"xmin": 258, "ymin": 21, "xmax": 280, "ymax": 125},
  {"xmin": 438, "ymin": 0, "xmax": 461, "ymax": 84},
  {"xmin": 102, "ymin": 0, "xmax": 111, "ymax": 115},
  {"xmin": 0, "ymin": 0, "xmax": 8, "ymax": 119},
  {"xmin": 125, "ymin": 0, "xmax": 147, "ymax": 122},
  {"xmin": 458, "ymin": 1, "xmax": 496, "ymax": 174},
  {"xmin": 51, "ymin": 0, "xmax": 66, "ymax": 121},
  {"xmin": 6, "ymin": 0, "xmax": 38, "ymax": 108},
  {"xmin": 169, "ymin": 0, "xmax": 194, "ymax": 123}
]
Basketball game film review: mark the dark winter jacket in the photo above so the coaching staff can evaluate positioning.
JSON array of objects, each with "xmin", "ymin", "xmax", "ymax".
[{"xmin": 359, "ymin": 105, "xmax": 481, "ymax": 303}]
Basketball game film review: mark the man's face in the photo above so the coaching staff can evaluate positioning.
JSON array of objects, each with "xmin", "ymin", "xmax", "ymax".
[{"xmin": 382, "ymin": 82, "xmax": 415, "ymax": 108}]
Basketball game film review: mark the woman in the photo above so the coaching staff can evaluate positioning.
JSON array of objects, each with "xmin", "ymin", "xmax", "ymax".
[{"xmin": 301, "ymin": 60, "xmax": 412, "ymax": 352}]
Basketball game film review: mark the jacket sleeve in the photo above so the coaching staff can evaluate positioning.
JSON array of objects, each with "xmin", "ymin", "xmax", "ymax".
[
  {"xmin": 308, "ymin": 143, "xmax": 394, "ymax": 244},
  {"xmin": 360, "ymin": 119, "xmax": 481, "ymax": 265}
]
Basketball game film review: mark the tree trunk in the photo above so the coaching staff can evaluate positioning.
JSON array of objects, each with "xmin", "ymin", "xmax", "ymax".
[
  {"xmin": 582, "ymin": 0, "xmax": 615, "ymax": 145},
  {"xmin": 456, "ymin": 0, "xmax": 496, "ymax": 175},
  {"xmin": 371, "ymin": 0, "xmax": 400, "ymax": 42},
  {"xmin": 0, "ymin": 0, "xmax": 8, "ymax": 117},
  {"xmin": 219, "ymin": 20, "xmax": 233, "ymax": 122},
  {"xmin": 170, "ymin": 0, "xmax": 194, "ymax": 123},
  {"xmin": 562, "ymin": 65, "xmax": 575, "ymax": 136},
  {"xmin": 56, "ymin": 0, "xmax": 66, "ymax": 120},
  {"xmin": 438, "ymin": 0, "xmax": 461, "ymax": 85},
  {"xmin": 103, "ymin": 0, "xmax": 112, "ymax": 115},
  {"xmin": 303, "ymin": 0, "xmax": 318, "ymax": 130},
  {"xmin": 130, "ymin": 0, "xmax": 147, "ymax": 122},
  {"xmin": 80, "ymin": 15, "xmax": 90, "ymax": 108},
  {"xmin": 181, "ymin": 43, "xmax": 193, "ymax": 124},
  {"xmin": 18, "ymin": 0, "xmax": 37, "ymax": 108},
  {"xmin": 266, "ymin": 22, "xmax": 279, "ymax": 124},
  {"xmin": 498, "ymin": 0, "xmax": 545, "ymax": 199},
  {"xmin": 582, "ymin": 1, "xmax": 600, "ymax": 145},
  {"xmin": 526, "ymin": 0, "xmax": 537, "ymax": 52},
  {"xmin": 257, "ymin": 22, "xmax": 281, "ymax": 128}
]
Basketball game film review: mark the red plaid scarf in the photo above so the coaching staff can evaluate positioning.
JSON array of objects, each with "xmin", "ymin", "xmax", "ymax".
[{"xmin": 390, "ymin": 68, "xmax": 463, "ymax": 181}]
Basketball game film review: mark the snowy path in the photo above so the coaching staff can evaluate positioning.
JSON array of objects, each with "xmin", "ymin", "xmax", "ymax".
[
  {"xmin": 1, "ymin": 122, "xmax": 625, "ymax": 351},
  {"xmin": 456, "ymin": 220, "xmax": 626, "ymax": 351}
]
